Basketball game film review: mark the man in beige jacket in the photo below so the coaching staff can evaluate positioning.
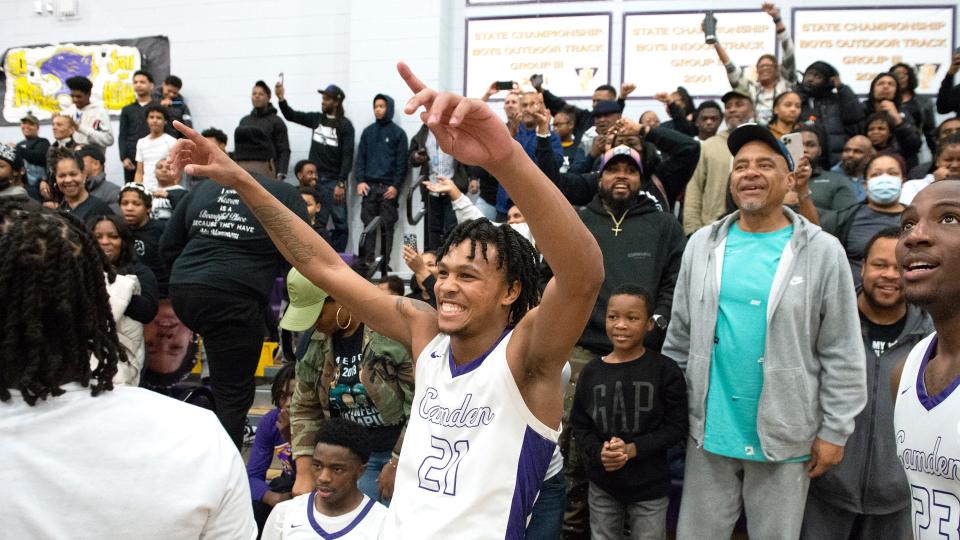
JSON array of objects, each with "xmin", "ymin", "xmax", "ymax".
[{"xmin": 682, "ymin": 90, "xmax": 755, "ymax": 235}]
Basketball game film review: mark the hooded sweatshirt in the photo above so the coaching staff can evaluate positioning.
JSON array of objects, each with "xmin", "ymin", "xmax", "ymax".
[
  {"xmin": 354, "ymin": 94, "xmax": 409, "ymax": 187},
  {"xmin": 239, "ymin": 103, "xmax": 292, "ymax": 176},
  {"xmin": 576, "ymin": 194, "xmax": 686, "ymax": 355},
  {"xmin": 807, "ymin": 305, "xmax": 933, "ymax": 514},
  {"xmin": 663, "ymin": 208, "xmax": 867, "ymax": 460},
  {"xmin": 797, "ymin": 61, "xmax": 865, "ymax": 165},
  {"xmin": 278, "ymin": 99, "xmax": 355, "ymax": 183}
]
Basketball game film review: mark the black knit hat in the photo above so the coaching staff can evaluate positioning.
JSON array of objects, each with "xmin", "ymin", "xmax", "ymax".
[{"xmin": 231, "ymin": 126, "xmax": 275, "ymax": 161}]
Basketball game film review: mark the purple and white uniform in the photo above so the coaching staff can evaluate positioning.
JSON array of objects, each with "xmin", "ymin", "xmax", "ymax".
[
  {"xmin": 381, "ymin": 330, "xmax": 560, "ymax": 539},
  {"xmin": 262, "ymin": 492, "xmax": 386, "ymax": 540},
  {"xmin": 894, "ymin": 333, "xmax": 960, "ymax": 540}
]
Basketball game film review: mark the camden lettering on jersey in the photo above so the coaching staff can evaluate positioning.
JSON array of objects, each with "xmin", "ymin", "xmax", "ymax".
[
  {"xmin": 898, "ymin": 432, "xmax": 960, "ymax": 481},
  {"xmin": 417, "ymin": 387, "xmax": 495, "ymax": 428}
]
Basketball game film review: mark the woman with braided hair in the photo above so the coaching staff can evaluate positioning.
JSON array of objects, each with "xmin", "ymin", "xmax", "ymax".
[{"xmin": 0, "ymin": 199, "xmax": 258, "ymax": 537}]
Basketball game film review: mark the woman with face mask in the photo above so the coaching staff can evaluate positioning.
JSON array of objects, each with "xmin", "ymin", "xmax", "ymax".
[{"xmin": 821, "ymin": 154, "xmax": 905, "ymax": 287}]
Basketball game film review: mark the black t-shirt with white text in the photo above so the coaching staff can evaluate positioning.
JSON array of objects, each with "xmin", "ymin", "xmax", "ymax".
[{"xmin": 864, "ymin": 313, "xmax": 907, "ymax": 358}]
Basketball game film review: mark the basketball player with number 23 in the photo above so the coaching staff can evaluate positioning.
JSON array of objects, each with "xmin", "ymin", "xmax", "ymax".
[{"xmin": 166, "ymin": 61, "xmax": 604, "ymax": 539}]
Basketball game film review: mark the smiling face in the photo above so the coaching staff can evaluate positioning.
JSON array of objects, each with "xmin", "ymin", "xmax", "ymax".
[
  {"xmin": 20, "ymin": 120, "xmax": 39, "ymax": 138},
  {"xmin": 756, "ymin": 56, "xmax": 778, "ymax": 84},
  {"xmin": 312, "ymin": 443, "xmax": 365, "ymax": 510},
  {"xmin": 120, "ymin": 190, "xmax": 150, "ymax": 228},
  {"xmin": 730, "ymin": 141, "xmax": 792, "ymax": 214},
  {"xmin": 723, "ymin": 97, "xmax": 754, "ymax": 130},
  {"xmin": 55, "ymin": 157, "xmax": 86, "ymax": 200},
  {"xmin": 861, "ymin": 236, "xmax": 903, "ymax": 310},
  {"xmin": 867, "ymin": 119, "xmax": 892, "ymax": 148},
  {"xmin": 605, "ymin": 293, "xmax": 653, "ymax": 354},
  {"xmin": 896, "ymin": 181, "xmax": 960, "ymax": 312},
  {"xmin": 435, "ymin": 241, "xmax": 518, "ymax": 337},
  {"xmin": 94, "ymin": 219, "xmax": 123, "ymax": 266}
]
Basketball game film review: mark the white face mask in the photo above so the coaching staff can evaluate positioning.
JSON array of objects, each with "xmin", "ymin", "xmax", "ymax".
[{"xmin": 866, "ymin": 174, "xmax": 902, "ymax": 205}]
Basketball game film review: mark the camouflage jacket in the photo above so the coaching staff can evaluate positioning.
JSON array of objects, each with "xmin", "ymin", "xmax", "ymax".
[{"xmin": 291, "ymin": 327, "xmax": 414, "ymax": 458}]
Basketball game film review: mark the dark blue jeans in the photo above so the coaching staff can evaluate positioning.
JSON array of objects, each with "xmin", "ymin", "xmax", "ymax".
[
  {"xmin": 526, "ymin": 470, "xmax": 567, "ymax": 539},
  {"xmin": 316, "ymin": 176, "xmax": 349, "ymax": 252}
]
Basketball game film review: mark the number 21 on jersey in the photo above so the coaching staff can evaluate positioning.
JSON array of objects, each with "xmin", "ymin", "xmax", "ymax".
[{"xmin": 417, "ymin": 436, "xmax": 469, "ymax": 496}]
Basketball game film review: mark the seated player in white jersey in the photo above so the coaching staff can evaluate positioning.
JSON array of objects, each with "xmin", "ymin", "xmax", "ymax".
[
  {"xmin": 166, "ymin": 61, "xmax": 604, "ymax": 539},
  {"xmin": 892, "ymin": 179, "xmax": 960, "ymax": 540},
  {"xmin": 262, "ymin": 418, "xmax": 388, "ymax": 540}
]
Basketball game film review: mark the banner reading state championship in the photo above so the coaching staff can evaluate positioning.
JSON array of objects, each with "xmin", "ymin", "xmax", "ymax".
[
  {"xmin": 793, "ymin": 7, "xmax": 955, "ymax": 96},
  {"xmin": 623, "ymin": 11, "xmax": 777, "ymax": 98},
  {"xmin": 465, "ymin": 14, "xmax": 611, "ymax": 99}
]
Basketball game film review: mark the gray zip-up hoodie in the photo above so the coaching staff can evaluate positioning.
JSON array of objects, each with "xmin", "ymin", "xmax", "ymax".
[
  {"xmin": 807, "ymin": 305, "xmax": 933, "ymax": 514},
  {"xmin": 663, "ymin": 207, "xmax": 866, "ymax": 460}
]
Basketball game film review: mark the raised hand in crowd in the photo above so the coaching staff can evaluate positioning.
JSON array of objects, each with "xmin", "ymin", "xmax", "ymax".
[
  {"xmin": 274, "ymin": 80, "xmax": 285, "ymax": 101},
  {"xmin": 421, "ymin": 175, "xmax": 463, "ymax": 200},
  {"xmin": 402, "ymin": 245, "xmax": 432, "ymax": 284},
  {"xmin": 948, "ymin": 52, "xmax": 960, "ymax": 76},
  {"xmin": 760, "ymin": 2, "xmax": 780, "ymax": 21},
  {"xmin": 620, "ymin": 82, "xmax": 636, "ymax": 99},
  {"xmin": 876, "ymin": 99, "xmax": 902, "ymax": 125},
  {"xmin": 168, "ymin": 121, "xmax": 248, "ymax": 186}
]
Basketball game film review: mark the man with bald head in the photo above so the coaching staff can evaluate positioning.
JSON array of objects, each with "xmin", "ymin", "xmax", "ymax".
[
  {"xmin": 666, "ymin": 124, "xmax": 866, "ymax": 539},
  {"xmin": 832, "ymin": 135, "xmax": 876, "ymax": 201},
  {"xmin": 892, "ymin": 180, "xmax": 960, "ymax": 540}
]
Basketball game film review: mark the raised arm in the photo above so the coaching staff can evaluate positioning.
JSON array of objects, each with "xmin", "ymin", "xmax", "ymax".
[
  {"xmin": 166, "ymin": 119, "xmax": 439, "ymax": 357},
  {"xmin": 397, "ymin": 63, "xmax": 603, "ymax": 376}
]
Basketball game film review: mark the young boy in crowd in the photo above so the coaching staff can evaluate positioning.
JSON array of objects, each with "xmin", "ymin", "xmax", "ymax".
[
  {"xmin": 298, "ymin": 186, "xmax": 329, "ymax": 244},
  {"xmin": 120, "ymin": 183, "xmax": 169, "ymax": 295},
  {"xmin": 134, "ymin": 104, "xmax": 177, "ymax": 192},
  {"xmin": 249, "ymin": 363, "xmax": 298, "ymax": 535},
  {"xmin": 151, "ymin": 158, "xmax": 188, "ymax": 222},
  {"xmin": 159, "ymin": 75, "xmax": 193, "ymax": 135},
  {"xmin": 571, "ymin": 284, "xmax": 688, "ymax": 540},
  {"xmin": 262, "ymin": 418, "xmax": 388, "ymax": 539}
]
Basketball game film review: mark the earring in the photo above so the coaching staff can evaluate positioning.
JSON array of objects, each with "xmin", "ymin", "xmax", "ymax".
[{"xmin": 336, "ymin": 306, "xmax": 352, "ymax": 330}]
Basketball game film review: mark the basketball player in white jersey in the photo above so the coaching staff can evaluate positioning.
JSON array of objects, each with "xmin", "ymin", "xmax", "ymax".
[
  {"xmin": 892, "ymin": 180, "xmax": 960, "ymax": 540},
  {"xmin": 263, "ymin": 419, "xmax": 387, "ymax": 540},
  {"xmin": 166, "ymin": 62, "xmax": 604, "ymax": 539}
]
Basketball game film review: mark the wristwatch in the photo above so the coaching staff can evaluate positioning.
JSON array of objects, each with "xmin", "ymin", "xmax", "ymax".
[{"xmin": 652, "ymin": 314, "xmax": 668, "ymax": 331}]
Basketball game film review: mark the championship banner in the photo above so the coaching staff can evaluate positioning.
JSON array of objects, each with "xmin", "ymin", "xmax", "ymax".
[
  {"xmin": 464, "ymin": 13, "xmax": 611, "ymax": 99},
  {"xmin": 623, "ymin": 11, "xmax": 777, "ymax": 98},
  {"xmin": 0, "ymin": 35, "xmax": 170, "ymax": 125},
  {"xmin": 792, "ymin": 6, "xmax": 956, "ymax": 95}
]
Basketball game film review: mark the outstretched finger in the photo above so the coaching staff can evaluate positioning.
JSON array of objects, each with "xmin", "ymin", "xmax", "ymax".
[
  {"xmin": 449, "ymin": 97, "xmax": 478, "ymax": 127},
  {"xmin": 397, "ymin": 62, "xmax": 426, "ymax": 93},
  {"xmin": 172, "ymin": 120, "xmax": 202, "ymax": 142}
]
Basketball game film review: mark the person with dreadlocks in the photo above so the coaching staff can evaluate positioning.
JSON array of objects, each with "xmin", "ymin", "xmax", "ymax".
[
  {"xmin": 166, "ymin": 61, "xmax": 604, "ymax": 540},
  {"xmin": 0, "ymin": 199, "xmax": 257, "ymax": 538}
]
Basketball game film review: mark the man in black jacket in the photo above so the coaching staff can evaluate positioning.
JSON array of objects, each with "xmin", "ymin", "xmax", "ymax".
[
  {"xmin": 118, "ymin": 70, "xmax": 159, "ymax": 182},
  {"xmin": 239, "ymin": 80, "xmax": 291, "ymax": 180},
  {"xmin": 161, "ymin": 125, "xmax": 309, "ymax": 449},
  {"xmin": 796, "ymin": 61, "xmax": 864, "ymax": 166},
  {"xmin": 15, "ymin": 113, "xmax": 49, "ymax": 201},
  {"xmin": 275, "ymin": 81, "xmax": 353, "ymax": 252},
  {"xmin": 355, "ymin": 94, "xmax": 408, "ymax": 273}
]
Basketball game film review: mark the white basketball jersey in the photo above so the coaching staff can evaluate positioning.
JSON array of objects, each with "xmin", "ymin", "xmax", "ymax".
[
  {"xmin": 381, "ymin": 330, "xmax": 560, "ymax": 539},
  {"xmin": 894, "ymin": 333, "xmax": 960, "ymax": 540},
  {"xmin": 273, "ymin": 492, "xmax": 386, "ymax": 540}
]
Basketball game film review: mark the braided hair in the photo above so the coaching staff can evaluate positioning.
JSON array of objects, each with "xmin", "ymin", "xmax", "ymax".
[
  {"xmin": 0, "ymin": 199, "xmax": 124, "ymax": 405},
  {"xmin": 436, "ymin": 218, "xmax": 540, "ymax": 325}
]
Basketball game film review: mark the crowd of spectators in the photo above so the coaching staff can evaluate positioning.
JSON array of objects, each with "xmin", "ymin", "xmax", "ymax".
[{"xmin": 4, "ymin": 3, "xmax": 960, "ymax": 538}]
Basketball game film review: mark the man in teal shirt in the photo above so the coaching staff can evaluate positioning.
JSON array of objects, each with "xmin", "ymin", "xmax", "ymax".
[{"xmin": 664, "ymin": 124, "xmax": 866, "ymax": 539}]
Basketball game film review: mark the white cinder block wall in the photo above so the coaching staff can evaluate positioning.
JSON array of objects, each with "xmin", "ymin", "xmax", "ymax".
[{"xmin": 1, "ymin": 0, "xmax": 956, "ymax": 270}]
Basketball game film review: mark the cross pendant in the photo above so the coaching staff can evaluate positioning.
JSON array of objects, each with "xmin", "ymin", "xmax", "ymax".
[{"xmin": 611, "ymin": 226, "xmax": 622, "ymax": 236}]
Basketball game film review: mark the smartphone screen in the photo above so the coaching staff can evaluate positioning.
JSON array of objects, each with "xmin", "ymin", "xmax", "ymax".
[
  {"xmin": 495, "ymin": 81, "xmax": 513, "ymax": 91},
  {"xmin": 279, "ymin": 72, "xmax": 284, "ymax": 85}
]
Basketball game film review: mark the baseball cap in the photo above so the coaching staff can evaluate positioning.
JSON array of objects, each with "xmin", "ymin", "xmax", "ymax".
[
  {"xmin": 318, "ymin": 84, "xmax": 345, "ymax": 102},
  {"xmin": 592, "ymin": 100, "xmax": 620, "ymax": 117},
  {"xmin": 721, "ymin": 89, "xmax": 753, "ymax": 105},
  {"xmin": 76, "ymin": 145, "xmax": 105, "ymax": 165},
  {"xmin": 727, "ymin": 123, "xmax": 795, "ymax": 171},
  {"xmin": 20, "ymin": 113, "xmax": 39, "ymax": 125},
  {"xmin": 600, "ymin": 145, "xmax": 643, "ymax": 175},
  {"xmin": 279, "ymin": 268, "xmax": 329, "ymax": 331}
]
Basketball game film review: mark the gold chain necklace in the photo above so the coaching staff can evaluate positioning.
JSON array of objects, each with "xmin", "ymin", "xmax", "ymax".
[{"xmin": 606, "ymin": 209, "xmax": 628, "ymax": 236}]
